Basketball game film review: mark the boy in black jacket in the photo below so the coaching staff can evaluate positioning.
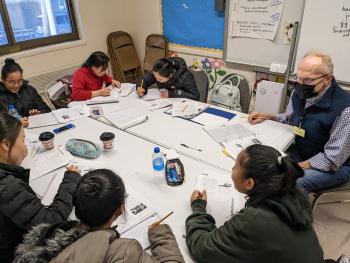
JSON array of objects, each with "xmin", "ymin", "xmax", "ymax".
[{"xmin": 136, "ymin": 57, "xmax": 200, "ymax": 101}]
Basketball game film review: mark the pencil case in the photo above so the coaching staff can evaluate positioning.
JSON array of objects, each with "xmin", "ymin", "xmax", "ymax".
[{"xmin": 165, "ymin": 159, "xmax": 185, "ymax": 186}]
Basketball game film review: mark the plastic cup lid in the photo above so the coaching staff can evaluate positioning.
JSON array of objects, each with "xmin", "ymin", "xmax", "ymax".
[
  {"xmin": 39, "ymin": 132, "xmax": 55, "ymax": 141},
  {"xmin": 100, "ymin": 132, "xmax": 115, "ymax": 141}
]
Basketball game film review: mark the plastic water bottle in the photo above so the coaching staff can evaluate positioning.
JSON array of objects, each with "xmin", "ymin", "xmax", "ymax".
[
  {"xmin": 8, "ymin": 104, "xmax": 21, "ymax": 120},
  {"xmin": 152, "ymin": 147, "xmax": 165, "ymax": 184}
]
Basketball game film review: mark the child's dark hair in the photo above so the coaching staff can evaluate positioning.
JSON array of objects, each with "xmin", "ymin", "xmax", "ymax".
[
  {"xmin": 239, "ymin": 144, "xmax": 306, "ymax": 206},
  {"xmin": 153, "ymin": 58, "xmax": 175, "ymax": 77},
  {"xmin": 82, "ymin": 51, "xmax": 110, "ymax": 71},
  {"xmin": 73, "ymin": 169, "xmax": 125, "ymax": 227},
  {"xmin": 1, "ymin": 58, "xmax": 23, "ymax": 80},
  {"xmin": 0, "ymin": 112, "xmax": 22, "ymax": 159}
]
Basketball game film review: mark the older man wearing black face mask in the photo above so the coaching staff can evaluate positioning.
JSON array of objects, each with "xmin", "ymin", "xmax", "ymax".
[{"xmin": 248, "ymin": 50, "xmax": 350, "ymax": 195}]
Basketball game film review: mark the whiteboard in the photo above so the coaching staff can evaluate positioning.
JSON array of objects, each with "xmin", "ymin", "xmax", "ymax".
[
  {"xmin": 294, "ymin": 0, "xmax": 350, "ymax": 84},
  {"xmin": 225, "ymin": 0, "xmax": 305, "ymax": 68}
]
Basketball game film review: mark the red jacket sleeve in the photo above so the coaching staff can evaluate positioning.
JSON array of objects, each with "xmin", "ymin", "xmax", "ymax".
[
  {"xmin": 102, "ymin": 74, "xmax": 113, "ymax": 85},
  {"xmin": 71, "ymin": 71, "xmax": 93, "ymax": 101}
]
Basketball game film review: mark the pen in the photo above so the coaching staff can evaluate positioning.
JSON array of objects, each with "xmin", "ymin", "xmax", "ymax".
[
  {"xmin": 141, "ymin": 79, "xmax": 144, "ymax": 89},
  {"xmin": 149, "ymin": 211, "xmax": 174, "ymax": 230},
  {"xmin": 181, "ymin": 104, "xmax": 188, "ymax": 112},
  {"xmin": 218, "ymin": 183, "xmax": 232, "ymax": 187},
  {"xmin": 180, "ymin": 143, "xmax": 202, "ymax": 152}
]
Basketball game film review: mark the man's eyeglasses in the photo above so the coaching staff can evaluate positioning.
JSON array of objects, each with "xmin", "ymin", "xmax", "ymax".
[
  {"xmin": 296, "ymin": 74, "xmax": 328, "ymax": 85},
  {"xmin": 6, "ymin": 79, "xmax": 23, "ymax": 86}
]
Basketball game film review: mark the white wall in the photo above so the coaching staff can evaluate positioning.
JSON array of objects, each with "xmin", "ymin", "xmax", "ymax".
[{"xmin": 1, "ymin": 0, "xmax": 256, "ymax": 88}]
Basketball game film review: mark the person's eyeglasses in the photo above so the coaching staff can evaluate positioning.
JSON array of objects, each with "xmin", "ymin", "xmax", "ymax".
[
  {"xmin": 6, "ymin": 79, "xmax": 23, "ymax": 86},
  {"xmin": 296, "ymin": 74, "xmax": 328, "ymax": 85}
]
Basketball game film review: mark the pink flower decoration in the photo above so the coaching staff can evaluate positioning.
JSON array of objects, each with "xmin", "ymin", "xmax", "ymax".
[{"xmin": 210, "ymin": 59, "xmax": 224, "ymax": 69}]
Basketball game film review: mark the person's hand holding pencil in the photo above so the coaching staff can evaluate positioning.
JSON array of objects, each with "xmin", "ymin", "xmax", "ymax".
[
  {"xmin": 137, "ymin": 79, "xmax": 146, "ymax": 97},
  {"xmin": 149, "ymin": 211, "xmax": 174, "ymax": 230}
]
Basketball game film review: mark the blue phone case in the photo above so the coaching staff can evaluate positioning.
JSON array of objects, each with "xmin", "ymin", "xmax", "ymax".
[{"xmin": 53, "ymin": 123, "xmax": 75, "ymax": 134}]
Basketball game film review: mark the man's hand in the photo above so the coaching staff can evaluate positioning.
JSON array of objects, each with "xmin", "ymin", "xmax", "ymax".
[
  {"xmin": 248, "ymin": 111, "xmax": 275, "ymax": 125},
  {"xmin": 160, "ymin": 90, "xmax": 169, "ymax": 98},
  {"xmin": 111, "ymin": 79, "xmax": 121, "ymax": 88},
  {"xmin": 136, "ymin": 87, "xmax": 145, "ymax": 97},
  {"xmin": 29, "ymin": 109, "xmax": 40, "ymax": 116},
  {"xmin": 298, "ymin": 160, "xmax": 312, "ymax": 170},
  {"xmin": 191, "ymin": 190, "xmax": 207, "ymax": 203}
]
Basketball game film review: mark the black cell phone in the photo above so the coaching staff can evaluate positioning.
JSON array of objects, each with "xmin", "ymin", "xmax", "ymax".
[
  {"xmin": 53, "ymin": 123, "xmax": 75, "ymax": 134},
  {"xmin": 165, "ymin": 159, "xmax": 185, "ymax": 186}
]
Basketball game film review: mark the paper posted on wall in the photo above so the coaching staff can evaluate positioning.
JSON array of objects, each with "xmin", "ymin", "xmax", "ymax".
[{"xmin": 230, "ymin": 0, "xmax": 285, "ymax": 40}]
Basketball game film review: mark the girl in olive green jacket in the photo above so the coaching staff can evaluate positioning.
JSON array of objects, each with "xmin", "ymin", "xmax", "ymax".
[{"xmin": 186, "ymin": 144, "xmax": 324, "ymax": 263}]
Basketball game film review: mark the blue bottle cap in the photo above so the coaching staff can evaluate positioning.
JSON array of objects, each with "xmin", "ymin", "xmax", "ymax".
[
  {"xmin": 8, "ymin": 104, "xmax": 14, "ymax": 109},
  {"xmin": 154, "ymin": 147, "xmax": 160, "ymax": 153}
]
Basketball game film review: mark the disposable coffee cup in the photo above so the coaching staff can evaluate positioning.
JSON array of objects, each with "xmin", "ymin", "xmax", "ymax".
[
  {"xmin": 100, "ymin": 132, "xmax": 115, "ymax": 151},
  {"xmin": 38, "ymin": 132, "xmax": 55, "ymax": 150}
]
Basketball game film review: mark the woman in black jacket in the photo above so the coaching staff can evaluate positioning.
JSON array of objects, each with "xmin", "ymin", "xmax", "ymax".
[
  {"xmin": 186, "ymin": 145, "xmax": 324, "ymax": 263},
  {"xmin": 0, "ymin": 113, "xmax": 81, "ymax": 262},
  {"xmin": 0, "ymin": 58, "xmax": 51, "ymax": 123},
  {"xmin": 136, "ymin": 57, "xmax": 200, "ymax": 101}
]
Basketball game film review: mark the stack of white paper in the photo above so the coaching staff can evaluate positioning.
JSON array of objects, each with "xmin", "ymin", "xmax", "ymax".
[
  {"xmin": 195, "ymin": 171, "xmax": 246, "ymax": 226},
  {"xmin": 30, "ymin": 147, "xmax": 72, "ymax": 180},
  {"xmin": 28, "ymin": 105, "xmax": 90, "ymax": 129},
  {"xmin": 113, "ymin": 186, "xmax": 159, "ymax": 248},
  {"xmin": 218, "ymin": 119, "xmax": 294, "ymax": 159},
  {"xmin": 53, "ymin": 105, "xmax": 90, "ymax": 123},
  {"xmin": 142, "ymin": 88, "xmax": 161, "ymax": 101},
  {"xmin": 119, "ymin": 83, "xmax": 136, "ymax": 97},
  {"xmin": 86, "ymin": 89, "xmax": 119, "ymax": 105},
  {"xmin": 146, "ymin": 99, "xmax": 172, "ymax": 111},
  {"xmin": 104, "ymin": 107, "xmax": 148, "ymax": 130},
  {"xmin": 205, "ymin": 123, "xmax": 255, "ymax": 144},
  {"xmin": 171, "ymin": 102, "xmax": 199, "ymax": 117},
  {"xmin": 28, "ymin": 112, "xmax": 58, "ymax": 128}
]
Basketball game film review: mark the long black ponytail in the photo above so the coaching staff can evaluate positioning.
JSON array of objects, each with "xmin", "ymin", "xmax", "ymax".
[{"xmin": 240, "ymin": 144, "xmax": 308, "ymax": 209}]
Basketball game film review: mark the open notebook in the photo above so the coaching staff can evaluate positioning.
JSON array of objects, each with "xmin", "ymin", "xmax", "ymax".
[
  {"xmin": 28, "ymin": 105, "xmax": 90, "ymax": 129},
  {"xmin": 86, "ymin": 89, "xmax": 119, "ymax": 105},
  {"xmin": 205, "ymin": 119, "xmax": 294, "ymax": 159},
  {"xmin": 104, "ymin": 107, "xmax": 148, "ymax": 130}
]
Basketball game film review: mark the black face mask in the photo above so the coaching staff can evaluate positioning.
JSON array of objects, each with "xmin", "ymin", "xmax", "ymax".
[{"xmin": 295, "ymin": 83, "xmax": 317, "ymax": 100}]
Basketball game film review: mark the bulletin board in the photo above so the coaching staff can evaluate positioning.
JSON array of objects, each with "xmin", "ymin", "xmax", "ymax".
[{"xmin": 161, "ymin": 0, "xmax": 225, "ymax": 51}]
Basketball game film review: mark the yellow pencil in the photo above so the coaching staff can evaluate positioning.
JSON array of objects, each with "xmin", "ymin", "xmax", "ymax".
[
  {"xmin": 149, "ymin": 211, "xmax": 174, "ymax": 230},
  {"xmin": 181, "ymin": 104, "xmax": 188, "ymax": 112},
  {"xmin": 222, "ymin": 148, "xmax": 234, "ymax": 160}
]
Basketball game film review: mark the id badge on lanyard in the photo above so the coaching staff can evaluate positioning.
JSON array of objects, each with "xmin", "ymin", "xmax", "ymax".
[{"xmin": 293, "ymin": 112, "xmax": 305, "ymax": 138}]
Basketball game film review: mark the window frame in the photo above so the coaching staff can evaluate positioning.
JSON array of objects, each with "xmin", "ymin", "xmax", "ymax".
[{"xmin": 0, "ymin": 0, "xmax": 79, "ymax": 55}]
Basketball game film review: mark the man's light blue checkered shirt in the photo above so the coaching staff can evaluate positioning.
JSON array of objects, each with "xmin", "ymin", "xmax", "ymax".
[{"xmin": 276, "ymin": 85, "xmax": 350, "ymax": 171}]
